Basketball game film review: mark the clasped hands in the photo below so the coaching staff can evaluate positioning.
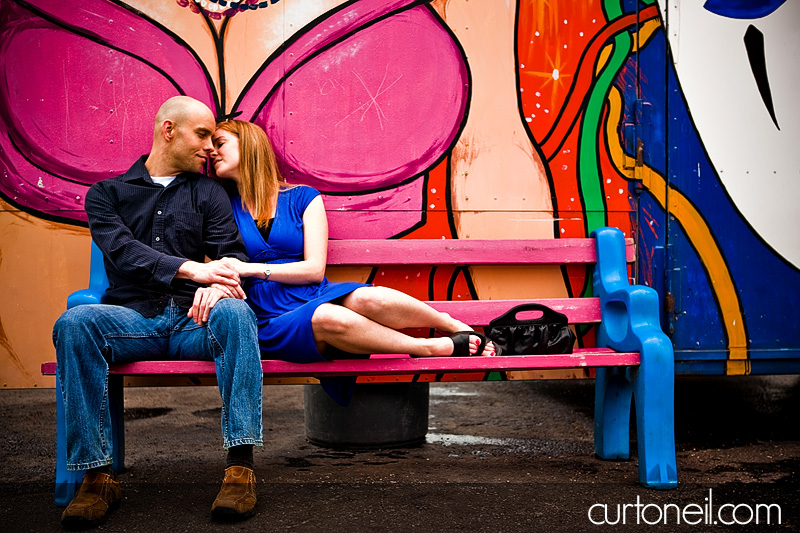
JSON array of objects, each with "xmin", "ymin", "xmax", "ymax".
[{"xmin": 185, "ymin": 258, "xmax": 250, "ymax": 325}]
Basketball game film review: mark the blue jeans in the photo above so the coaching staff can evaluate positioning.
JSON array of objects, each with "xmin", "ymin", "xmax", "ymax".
[{"xmin": 53, "ymin": 298, "xmax": 263, "ymax": 471}]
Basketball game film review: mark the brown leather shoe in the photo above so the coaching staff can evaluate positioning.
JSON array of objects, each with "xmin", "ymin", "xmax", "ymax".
[
  {"xmin": 61, "ymin": 471, "xmax": 121, "ymax": 529},
  {"xmin": 211, "ymin": 466, "xmax": 257, "ymax": 521}
]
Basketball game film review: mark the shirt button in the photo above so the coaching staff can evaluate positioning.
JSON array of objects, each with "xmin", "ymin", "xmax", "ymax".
[
  {"xmin": 157, "ymin": 210, "xmax": 162, "ymax": 215},
  {"xmin": 155, "ymin": 237, "xmax": 160, "ymax": 242}
]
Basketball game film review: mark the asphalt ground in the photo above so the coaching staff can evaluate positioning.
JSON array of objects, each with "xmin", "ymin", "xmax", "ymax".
[{"xmin": 1, "ymin": 374, "xmax": 799, "ymax": 532}]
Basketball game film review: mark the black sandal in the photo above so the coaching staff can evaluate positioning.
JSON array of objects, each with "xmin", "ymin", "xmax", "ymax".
[{"xmin": 448, "ymin": 331, "xmax": 488, "ymax": 357}]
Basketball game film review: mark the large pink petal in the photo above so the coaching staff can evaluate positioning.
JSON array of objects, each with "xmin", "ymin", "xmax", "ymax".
[{"xmin": 0, "ymin": 0, "xmax": 215, "ymax": 222}]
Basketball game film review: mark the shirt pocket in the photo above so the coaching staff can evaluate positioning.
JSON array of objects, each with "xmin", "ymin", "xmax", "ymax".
[{"xmin": 169, "ymin": 211, "xmax": 204, "ymax": 256}]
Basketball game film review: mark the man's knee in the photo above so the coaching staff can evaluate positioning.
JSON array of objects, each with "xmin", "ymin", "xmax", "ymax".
[
  {"xmin": 208, "ymin": 298, "xmax": 257, "ymax": 329},
  {"xmin": 53, "ymin": 306, "xmax": 101, "ymax": 343}
]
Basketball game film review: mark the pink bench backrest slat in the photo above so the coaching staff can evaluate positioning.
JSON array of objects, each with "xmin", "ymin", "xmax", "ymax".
[
  {"xmin": 326, "ymin": 238, "xmax": 635, "ymax": 265},
  {"xmin": 427, "ymin": 298, "xmax": 601, "ymax": 325}
]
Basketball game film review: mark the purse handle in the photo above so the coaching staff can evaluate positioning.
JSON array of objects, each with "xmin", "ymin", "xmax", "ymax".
[{"xmin": 488, "ymin": 303, "xmax": 568, "ymax": 326}]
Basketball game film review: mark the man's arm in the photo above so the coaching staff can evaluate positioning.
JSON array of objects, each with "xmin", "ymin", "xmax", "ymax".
[
  {"xmin": 86, "ymin": 182, "xmax": 241, "ymax": 288},
  {"xmin": 183, "ymin": 181, "xmax": 250, "ymax": 324},
  {"xmin": 85, "ymin": 182, "xmax": 186, "ymax": 286}
]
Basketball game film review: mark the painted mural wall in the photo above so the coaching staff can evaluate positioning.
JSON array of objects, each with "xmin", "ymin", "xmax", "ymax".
[{"xmin": 0, "ymin": 0, "xmax": 797, "ymax": 388}]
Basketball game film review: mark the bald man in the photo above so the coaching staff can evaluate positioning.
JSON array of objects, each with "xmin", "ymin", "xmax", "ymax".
[{"xmin": 53, "ymin": 96, "xmax": 263, "ymax": 527}]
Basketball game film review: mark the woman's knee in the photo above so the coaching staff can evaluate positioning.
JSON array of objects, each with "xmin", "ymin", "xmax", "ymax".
[
  {"xmin": 311, "ymin": 304, "xmax": 356, "ymax": 336},
  {"xmin": 346, "ymin": 287, "xmax": 392, "ymax": 316}
]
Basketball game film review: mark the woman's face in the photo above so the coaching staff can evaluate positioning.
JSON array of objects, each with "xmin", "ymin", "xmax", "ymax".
[{"xmin": 210, "ymin": 129, "xmax": 241, "ymax": 181}]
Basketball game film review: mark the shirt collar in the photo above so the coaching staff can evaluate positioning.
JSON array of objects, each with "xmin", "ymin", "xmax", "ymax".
[{"xmin": 119, "ymin": 155, "xmax": 199, "ymax": 186}]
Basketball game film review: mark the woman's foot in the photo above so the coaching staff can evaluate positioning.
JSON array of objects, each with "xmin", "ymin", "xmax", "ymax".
[
  {"xmin": 419, "ymin": 332, "xmax": 497, "ymax": 357},
  {"xmin": 436, "ymin": 315, "xmax": 498, "ymax": 357}
]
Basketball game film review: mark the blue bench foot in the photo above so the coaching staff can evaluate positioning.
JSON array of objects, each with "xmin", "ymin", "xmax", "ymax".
[{"xmin": 633, "ymin": 342, "xmax": 678, "ymax": 489}]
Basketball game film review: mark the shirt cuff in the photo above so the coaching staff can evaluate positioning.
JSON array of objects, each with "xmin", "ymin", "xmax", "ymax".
[{"xmin": 154, "ymin": 255, "xmax": 189, "ymax": 286}]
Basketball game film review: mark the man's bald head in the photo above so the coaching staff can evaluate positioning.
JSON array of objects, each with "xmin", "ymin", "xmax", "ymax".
[
  {"xmin": 145, "ymin": 96, "xmax": 216, "ymax": 177},
  {"xmin": 153, "ymin": 96, "xmax": 215, "ymax": 141}
]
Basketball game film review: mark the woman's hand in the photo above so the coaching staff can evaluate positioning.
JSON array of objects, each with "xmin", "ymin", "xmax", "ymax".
[{"xmin": 220, "ymin": 257, "xmax": 250, "ymax": 276}]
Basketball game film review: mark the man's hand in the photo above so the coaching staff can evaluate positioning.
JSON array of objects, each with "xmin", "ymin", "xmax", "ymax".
[
  {"xmin": 188, "ymin": 286, "xmax": 228, "ymax": 325},
  {"xmin": 177, "ymin": 260, "xmax": 241, "ymax": 286},
  {"xmin": 209, "ymin": 282, "xmax": 246, "ymax": 300}
]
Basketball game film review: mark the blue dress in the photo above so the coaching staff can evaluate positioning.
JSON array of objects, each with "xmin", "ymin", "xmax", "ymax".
[{"xmin": 231, "ymin": 185, "xmax": 369, "ymax": 363}]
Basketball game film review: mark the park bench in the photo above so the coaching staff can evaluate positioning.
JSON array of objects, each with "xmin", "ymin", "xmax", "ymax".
[{"xmin": 42, "ymin": 226, "xmax": 677, "ymax": 505}]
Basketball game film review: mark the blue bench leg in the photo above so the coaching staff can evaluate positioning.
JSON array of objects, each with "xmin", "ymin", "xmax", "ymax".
[
  {"xmin": 632, "ymin": 339, "xmax": 678, "ymax": 489},
  {"xmin": 55, "ymin": 374, "xmax": 84, "ymax": 507},
  {"xmin": 594, "ymin": 367, "xmax": 633, "ymax": 460},
  {"xmin": 54, "ymin": 373, "xmax": 126, "ymax": 506},
  {"xmin": 109, "ymin": 375, "xmax": 125, "ymax": 475}
]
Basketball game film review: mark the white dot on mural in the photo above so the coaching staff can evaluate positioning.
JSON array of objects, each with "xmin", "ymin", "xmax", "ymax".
[
  {"xmin": 520, "ymin": 88, "xmax": 524, "ymax": 92},
  {"xmin": 531, "ymin": 114, "xmax": 536, "ymax": 118},
  {"xmin": 562, "ymin": 165, "xmax": 569, "ymax": 171},
  {"xmin": 561, "ymin": 228, "xmax": 566, "ymax": 233},
  {"xmin": 430, "ymin": 204, "xmax": 436, "ymax": 209},
  {"xmin": 563, "ymin": 44, "xmax": 568, "ymax": 49},
  {"xmin": 563, "ymin": 19, "xmax": 568, "ymax": 24},
  {"xmin": 607, "ymin": 178, "xmax": 612, "ymax": 184},
  {"xmin": 535, "ymin": 91, "xmax": 541, "ymax": 97},
  {"xmin": 544, "ymin": 109, "xmax": 550, "ymax": 114},
  {"xmin": 619, "ymin": 188, "xmax": 624, "ymax": 194},
  {"xmin": 570, "ymin": 198, "xmax": 575, "ymax": 202},
  {"xmin": 536, "ymin": 103, "xmax": 541, "ymax": 108},
  {"xmin": 535, "ymin": 31, "xmax": 540, "ymax": 36},
  {"xmin": 592, "ymin": 19, "xmax": 596, "ymax": 23},
  {"xmin": 525, "ymin": 118, "xmax": 532, "ymax": 123},
  {"xmin": 520, "ymin": 63, "xmax": 525, "ymax": 69},
  {"xmin": 580, "ymin": 32, "xmax": 585, "ymax": 37},
  {"xmin": 431, "ymin": 188, "xmax": 437, "ymax": 194},
  {"xmin": 552, "ymin": 69, "xmax": 560, "ymax": 80}
]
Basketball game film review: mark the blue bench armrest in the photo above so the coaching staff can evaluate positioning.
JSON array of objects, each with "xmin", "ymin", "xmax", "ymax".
[
  {"xmin": 66, "ymin": 241, "xmax": 109, "ymax": 309},
  {"xmin": 591, "ymin": 227, "xmax": 669, "ymax": 353}
]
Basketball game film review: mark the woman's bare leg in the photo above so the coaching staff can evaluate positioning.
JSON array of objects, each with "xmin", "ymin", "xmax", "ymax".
[
  {"xmin": 339, "ymin": 287, "xmax": 469, "ymax": 333},
  {"xmin": 311, "ymin": 303, "xmax": 486, "ymax": 357}
]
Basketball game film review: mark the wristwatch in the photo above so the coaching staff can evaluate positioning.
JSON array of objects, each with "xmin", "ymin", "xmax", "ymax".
[{"xmin": 263, "ymin": 267, "xmax": 271, "ymax": 281}]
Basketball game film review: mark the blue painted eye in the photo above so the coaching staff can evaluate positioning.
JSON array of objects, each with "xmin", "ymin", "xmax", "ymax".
[{"xmin": 703, "ymin": 0, "xmax": 787, "ymax": 19}]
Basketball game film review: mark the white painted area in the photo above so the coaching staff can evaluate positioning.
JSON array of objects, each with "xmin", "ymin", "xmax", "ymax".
[
  {"xmin": 429, "ymin": 388, "xmax": 480, "ymax": 397},
  {"xmin": 657, "ymin": 1, "xmax": 800, "ymax": 267},
  {"xmin": 426, "ymin": 433, "xmax": 527, "ymax": 447}
]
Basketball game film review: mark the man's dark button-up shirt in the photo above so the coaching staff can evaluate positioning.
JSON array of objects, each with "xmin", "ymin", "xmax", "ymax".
[{"xmin": 85, "ymin": 157, "xmax": 248, "ymax": 317}]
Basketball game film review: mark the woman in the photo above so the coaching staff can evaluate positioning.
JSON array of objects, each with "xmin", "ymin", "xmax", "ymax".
[{"xmin": 208, "ymin": 120, "xmax": 496, "ymax": 364}]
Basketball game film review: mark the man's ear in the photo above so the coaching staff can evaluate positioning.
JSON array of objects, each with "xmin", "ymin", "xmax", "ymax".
[{"xmin": 162, "ymin": 120, "xmax": 175, "ymax": 141}]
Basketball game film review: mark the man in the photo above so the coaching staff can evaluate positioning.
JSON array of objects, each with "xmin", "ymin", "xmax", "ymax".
[{"xmin": 53, "ymin": 96, "xmax": 263, "ymax": 527}]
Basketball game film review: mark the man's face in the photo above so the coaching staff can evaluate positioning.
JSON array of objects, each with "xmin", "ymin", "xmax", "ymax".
[{"xmin": 168, "ymin": 112, "xmax": 216, "ymax": 174}]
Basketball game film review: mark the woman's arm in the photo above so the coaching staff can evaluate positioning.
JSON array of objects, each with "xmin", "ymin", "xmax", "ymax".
[{"xmin": 224, "ymin": 195, "xmax": 328, "ymax": 284}]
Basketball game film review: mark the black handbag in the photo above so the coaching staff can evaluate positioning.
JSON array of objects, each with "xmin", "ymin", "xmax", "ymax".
[{"xmin": 485, "ymin": 303, "xmax": 576, "ymax": 355}]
